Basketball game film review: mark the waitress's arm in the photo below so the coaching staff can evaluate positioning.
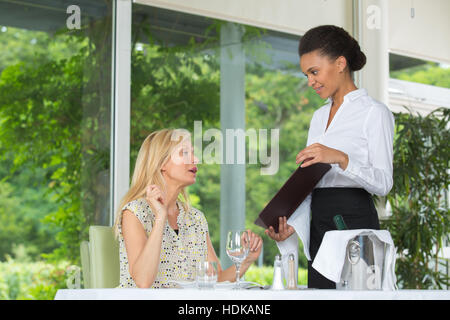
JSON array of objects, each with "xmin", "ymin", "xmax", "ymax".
[{"xmin": 341, "ymin": 104, "xmax": 395, "ymax": 196}]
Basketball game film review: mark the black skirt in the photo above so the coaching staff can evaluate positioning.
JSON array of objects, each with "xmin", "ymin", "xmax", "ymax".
[{"xmin": 308, "ymin": 187, "xmax": 380, "ymax": 289}]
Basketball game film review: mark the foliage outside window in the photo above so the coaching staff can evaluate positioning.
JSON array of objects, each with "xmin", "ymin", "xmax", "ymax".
[{"xmin": 382, "ymin": 107, "xmax": 449, "ymax": 289}]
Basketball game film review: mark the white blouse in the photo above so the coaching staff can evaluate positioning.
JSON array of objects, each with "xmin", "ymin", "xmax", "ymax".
[
  {"xmin": 309, "ymin": 88, "xmax": 394, "ymax": 195},
  {"xmin": 277, "ymin": 88, "xmax": 395, "ymax": 273},
  {"xmin": 118, "ymin": 199, "xmax": 209, "ymax": 288}
]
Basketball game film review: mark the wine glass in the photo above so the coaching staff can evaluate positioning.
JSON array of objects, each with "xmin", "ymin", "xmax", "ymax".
[{"xmin": 226, "ymin": 230, "xmax": 250, "ymax": 289}]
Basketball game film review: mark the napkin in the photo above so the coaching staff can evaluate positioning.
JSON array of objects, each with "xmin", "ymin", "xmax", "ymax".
[
  {"xmin": 275, "ymin": 193, "xmax": 312, "ymax": 261},
  {"xmin": 311, "ymin": 229, "xmax": 397, "ymax": 290},
  {"xmin": 275, "ymin": 194, "xmax": 312, "ymax": 283}
]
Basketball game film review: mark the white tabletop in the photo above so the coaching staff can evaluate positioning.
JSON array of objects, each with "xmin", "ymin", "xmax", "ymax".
[{"xmin": 54, "ymin": 288, "xmax": 450, "ymax": 300}]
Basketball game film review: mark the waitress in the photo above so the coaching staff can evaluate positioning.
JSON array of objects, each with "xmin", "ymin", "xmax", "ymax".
[{"xmin": 265, "ymin": 25, "xmax": 395, "ymax": 289}]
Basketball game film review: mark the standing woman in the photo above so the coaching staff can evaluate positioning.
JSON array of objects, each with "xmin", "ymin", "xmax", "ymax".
[{"xmin": 265, "ymin": 25, "xmax": 395, "ymax": 289}]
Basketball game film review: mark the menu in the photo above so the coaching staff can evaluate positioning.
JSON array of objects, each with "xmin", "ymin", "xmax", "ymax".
[{"xmin": 254, "ymin": 162, "xmax": 331, "ymax": 233}]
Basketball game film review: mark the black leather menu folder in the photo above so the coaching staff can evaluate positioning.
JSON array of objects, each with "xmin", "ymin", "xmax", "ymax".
[{"xmin": 254, "ymin": 163, "xmax": 331, "ymax": 233}]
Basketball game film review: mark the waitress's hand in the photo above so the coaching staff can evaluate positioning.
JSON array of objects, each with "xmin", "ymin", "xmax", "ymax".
[
  {"xmin": 265, "ymin": 217, "xmax": 295, "ymax": 242},
  {"xmin": 295, "ymin": 143, "xmax": 349, "ymax": 170}
]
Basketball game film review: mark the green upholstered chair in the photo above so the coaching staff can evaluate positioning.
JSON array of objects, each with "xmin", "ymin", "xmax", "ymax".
[{"xmin": 80, "ymin": 226, "xmax": 120, "ymax": 288}]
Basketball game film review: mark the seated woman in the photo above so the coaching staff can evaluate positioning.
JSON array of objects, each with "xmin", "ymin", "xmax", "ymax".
[{"xmin": 113, "ymin": 128, "xmax": 262, "ymax": 288}]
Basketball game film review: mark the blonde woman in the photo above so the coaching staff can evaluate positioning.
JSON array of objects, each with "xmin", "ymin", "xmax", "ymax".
[{"xmin": 113, "ymin": 129, "xmax": 262, "ymax": 288}]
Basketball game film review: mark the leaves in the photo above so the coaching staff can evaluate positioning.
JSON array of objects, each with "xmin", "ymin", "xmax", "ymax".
[
  {"xmin": 382, "ymin": 107, "xmax": 450, "ymax": 289},
  {"xmin": 0, "ymin": 22, "xmax": 112, "ymax": 263}
]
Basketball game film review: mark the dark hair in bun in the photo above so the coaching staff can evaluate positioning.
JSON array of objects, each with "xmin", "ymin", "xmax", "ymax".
[{"xmin": 298, "ymin": 25, "xmax": 366, "ymax": 72}]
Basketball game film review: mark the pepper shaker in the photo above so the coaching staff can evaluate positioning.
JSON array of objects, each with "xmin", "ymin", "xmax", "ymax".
[{"xmin": 287, "ymin": 254, "xmax": 297, "ymax": 290}]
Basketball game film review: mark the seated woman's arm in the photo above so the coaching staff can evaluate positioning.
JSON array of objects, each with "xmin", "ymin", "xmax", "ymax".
[
  {"xmin": 122, "ymin": 185, "xmax": 168, "ymax": 288},
  {"xmin": 122, "ymin": 210, "xmax": 166, "ymax": 288},
  {"xmin": 206, "ymin": 230, "xmax": 262, "ymax": 282}
]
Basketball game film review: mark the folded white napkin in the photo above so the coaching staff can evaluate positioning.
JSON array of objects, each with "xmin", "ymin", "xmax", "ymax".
[
  {"xmin": 275, "ymin": 194, "xmax": 312, "ymax": 284},
  {"xmin": 311, "ymin": 229, "xmax": 397, "ymax": 290},
  {"xmin": 276, "ymin": 193, "xmax": 312, "ymax": 261}
]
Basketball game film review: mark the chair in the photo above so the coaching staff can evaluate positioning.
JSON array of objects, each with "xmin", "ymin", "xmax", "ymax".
[
  {"xmin": 80, "ymin": 240, "xmax": 91, "ymax": 288},
  {"xmin": 79, "ymin": 226, "xmax": 120, "ymax": 288}
]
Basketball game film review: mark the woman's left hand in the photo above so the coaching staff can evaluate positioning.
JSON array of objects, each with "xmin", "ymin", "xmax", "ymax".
[
  {"xmin": 244, "ymin": 230, "xmax": 263, "ymax": 263},
  {"xmin": 296, "ymin": 143, "xmax": 349, "ymax": 170}
]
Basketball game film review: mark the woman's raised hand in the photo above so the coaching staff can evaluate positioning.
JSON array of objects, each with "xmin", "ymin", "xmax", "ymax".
[
  {"xmin": 244, "ymin": 229, "xmax": 263, "ymax": 263},
  {"xmin": 145, "ymin": 185, "xmax": 168, "ymax": 221},
  {"xmin": 265, "ymin": 216, "xmax": 295, "ymax": 242}
]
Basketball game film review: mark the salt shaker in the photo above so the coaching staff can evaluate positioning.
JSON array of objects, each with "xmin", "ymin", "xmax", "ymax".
[
  {"xmin": 287, "ymin": 253, "xmax": 297, "ymax": 290},
  {"xmin": 271, "ymin": 254, "xmax": 285, "ymax": 290}
]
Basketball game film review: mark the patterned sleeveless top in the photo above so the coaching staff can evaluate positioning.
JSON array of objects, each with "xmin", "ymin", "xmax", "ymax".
[{"xmin": 117, "ymin": 198, "xmax": 209, "ymax": 288}]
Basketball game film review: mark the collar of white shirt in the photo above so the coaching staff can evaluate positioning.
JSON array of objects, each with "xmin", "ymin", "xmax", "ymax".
[{"xmin": 326, "ymin": 88, "xmax": 368, "ymax": 104}]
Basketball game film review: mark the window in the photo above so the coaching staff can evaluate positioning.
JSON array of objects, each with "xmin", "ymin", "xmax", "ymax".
[
  {"xmin": 130, "ymin": 4, "xmax": 325, "ymax": 267},
  {"xmin": 0, "ymin": 0, "xmax": 113, "ymax": 297}
]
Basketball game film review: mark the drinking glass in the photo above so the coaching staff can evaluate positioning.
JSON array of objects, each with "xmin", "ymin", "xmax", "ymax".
[
  {"xmin": 226, "ymin": 230, "xmax": 250, "ymax": 289},
  {"xmin": 196, "ymin": 260, "xmax": 218, "ymax": 289}
]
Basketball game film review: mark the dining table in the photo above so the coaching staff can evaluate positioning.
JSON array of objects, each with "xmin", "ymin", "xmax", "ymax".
[{"xmin": 54, "ymin": 286, "xmax": 450, "ymax": 300}]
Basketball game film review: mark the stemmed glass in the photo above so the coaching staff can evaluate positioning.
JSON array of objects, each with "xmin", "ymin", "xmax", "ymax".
[{"xmin": 226, "ymin": 230, "xmax": 250, "ymax": 290}]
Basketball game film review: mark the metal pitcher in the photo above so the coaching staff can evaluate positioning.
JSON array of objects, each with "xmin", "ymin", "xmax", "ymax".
[{"xmin": 337, "ymin": 232, "xmax": 386, "ymax": 290}]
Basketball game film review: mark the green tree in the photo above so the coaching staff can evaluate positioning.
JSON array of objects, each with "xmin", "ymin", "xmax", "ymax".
[
  {"xmin": 391, "ymin": 62, "xmax": 450, "ymax": 88},
  {"xmin": 0, "ymin": 14, "xmax": 113, "ymax": 264},
  {"xmin": 0, "ymin": 165, "xmax": 60, "ymax": 261}
]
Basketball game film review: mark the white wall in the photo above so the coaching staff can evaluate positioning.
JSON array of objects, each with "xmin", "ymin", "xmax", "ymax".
[
  {"xmin": 136, "ymin": 0, "xmax": 450, "ymax": 64},
  {"xmin": 388, "ymin": 0, "xmax": 450, "ymax": 64},
  {"xmin": 135, "ymin": 0, "xmax": 354, "ymax": 35},
  {"xmin": 357, "ymin": 0, "xmax": 389, "ymax": 105}
]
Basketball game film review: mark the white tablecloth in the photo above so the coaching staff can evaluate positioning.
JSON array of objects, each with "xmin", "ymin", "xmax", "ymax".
[{"xmin": 54, "ymin": 288, "xmax": 450, "ymax": 300}]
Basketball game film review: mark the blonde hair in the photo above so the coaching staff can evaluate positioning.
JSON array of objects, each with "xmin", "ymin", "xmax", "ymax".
[{"xmin": 113, "ymin": 128, "xmax": 191, "ymax": 238}]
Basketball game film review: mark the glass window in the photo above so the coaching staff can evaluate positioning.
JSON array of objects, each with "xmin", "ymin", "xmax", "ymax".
[
  {"xmin": 130, "ymin": 4, "xmax": 326, "ymax": 272},
  {"xmin": 0, "ymin": 0, "xmax": 113, "ymax": 298},
  {"xmin": 390, "ymin": 53, "xmax": 450, "ymax": 89}
]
